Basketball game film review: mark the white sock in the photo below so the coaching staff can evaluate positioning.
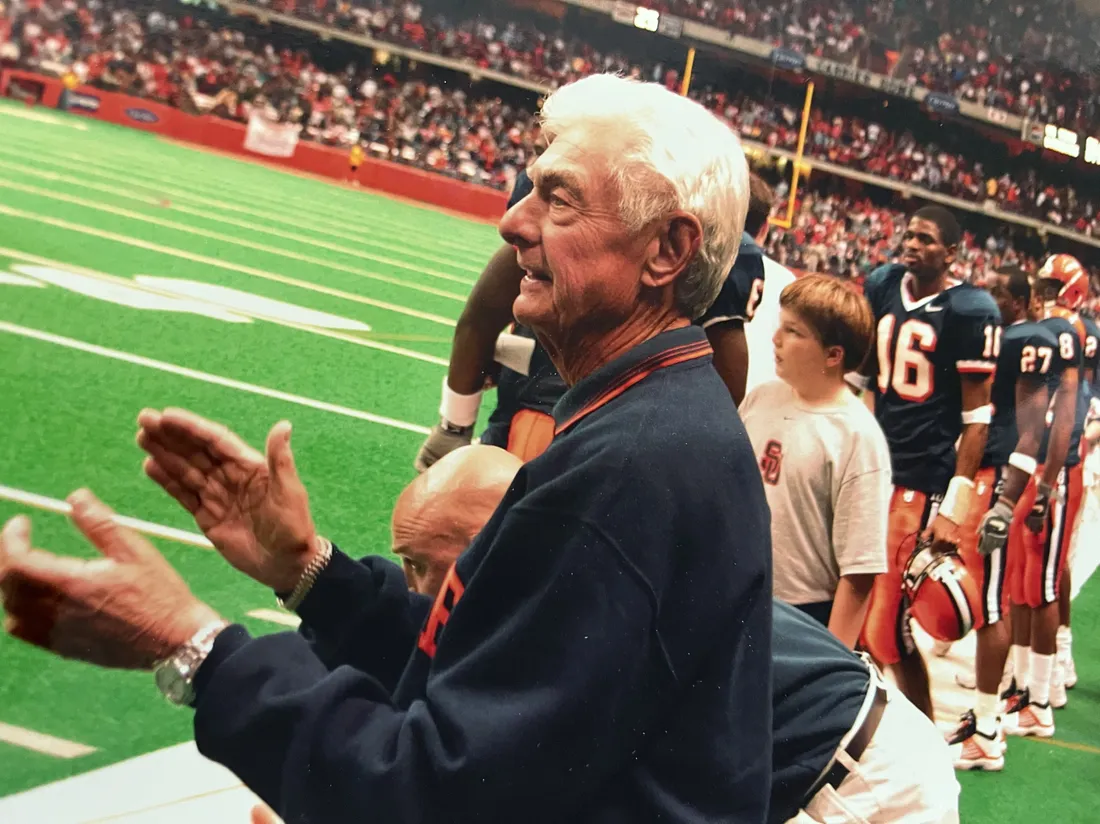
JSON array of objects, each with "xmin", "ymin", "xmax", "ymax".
[
  {"xmin": 1030, "ymin": 652, "xmax": 1055, "ymax": 706},
  {"xmin": 975, "ymin": 691, "xmax": 1000, "ymax": 736},
  {"xmin": 1057, "ymin": 625, "xmax": 1072, "ymax": 658},
  {"xmin": 1012, "ymin": 645, "xmax": 1030, "ymax": 689}
]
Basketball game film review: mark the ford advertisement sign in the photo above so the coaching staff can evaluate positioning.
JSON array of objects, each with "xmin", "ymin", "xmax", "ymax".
[
  {"xmin": 770, "ymin": 47, "xmax": 806, "ymax": 72},
  {"xmin": 924, "ymin": 92, "xmax": 960, "ymax": 116},
  {"xmin": 125, "ymin": 107, "xmax": 160, "ymax": 124}
]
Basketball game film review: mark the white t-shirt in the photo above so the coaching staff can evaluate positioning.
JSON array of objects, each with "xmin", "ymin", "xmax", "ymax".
[
  {"xmin": 739, "ymin": 380, "xmax": 891, "ymax": 604},
  {"xmin": 744, "ymin": 256, "xmax": 797, "ymax": 396}
]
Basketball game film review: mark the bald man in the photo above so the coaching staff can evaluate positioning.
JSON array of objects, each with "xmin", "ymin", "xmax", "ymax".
[
  {"xmin": 275, "ymin": 445, "xmax": 956, "ymax": 824},
  {"xmin": 391, "ymin": 446, "xmax": 522, "ymax": 595}
]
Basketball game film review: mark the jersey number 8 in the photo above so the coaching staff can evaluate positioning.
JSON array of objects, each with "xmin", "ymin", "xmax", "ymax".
[{"xmin": 1059, "ymin": 333, "xmax": 1076, "ymax": 361}]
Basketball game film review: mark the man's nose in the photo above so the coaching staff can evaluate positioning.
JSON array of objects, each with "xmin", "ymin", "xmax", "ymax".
[{"xmin": 498, "ymin": 193, "xmax": 540, "ymax": 249}]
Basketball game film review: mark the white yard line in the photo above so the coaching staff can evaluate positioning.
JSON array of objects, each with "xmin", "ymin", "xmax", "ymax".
[
  {"xmin": 0, "ymin": 247, "xmax": 449, "ymax": 367},
  {"xmin": 1, "ymin": 134, "xmax": 498, "ymax": 261},
  {"xmin": 246, "ymin": 609, "xmax": 302, "ymax": 628},
  {"xmin": 0, "ymin": 206, "xmax": 457, "ymax": 328},
  {"xmin": 0, "ymin": 321, "xmax": 432, "ymax": 435},
  {"xmin": 0, "ymin": 486, "xmax": 212, "ymax": 549},
  {"xmin": 0, "ymin": 179, "xmax": 468, "ymax": 304},
  {"xmin": 0, "ymin": 152, "xmax": 481, "ymax": 284},
  {"xmin": 0, "ymin": 723, "xmax": 97, "ymax": 759}
]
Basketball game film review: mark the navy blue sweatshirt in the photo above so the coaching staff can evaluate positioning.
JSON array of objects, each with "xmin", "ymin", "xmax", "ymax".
[{"xmin": 191, "ymin": 326, "xmax": 774, "ymax": 823}]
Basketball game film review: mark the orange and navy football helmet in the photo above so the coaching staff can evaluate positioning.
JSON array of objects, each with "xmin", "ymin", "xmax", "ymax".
[
  {"xmin": 902, "ymin": 535, "xmax": 981, "ymax": 642},
  {"xmin": 1038, "ymin": 254, "xmax": 1090, "ymax": 311}
]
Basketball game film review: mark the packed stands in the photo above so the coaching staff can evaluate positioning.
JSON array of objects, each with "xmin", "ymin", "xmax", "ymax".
[{"xmin": 3, "ymin": 0, "xmax": 1099, "ymax": 287}]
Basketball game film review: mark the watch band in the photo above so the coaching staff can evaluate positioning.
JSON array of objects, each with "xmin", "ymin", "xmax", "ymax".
[
  {"xmin": 277, "ymin": 537, "xmax": 334, "ymax": 613},
  {"xmin": 154, "ymin": 618, "xmax": 230, "ymax": 706}
]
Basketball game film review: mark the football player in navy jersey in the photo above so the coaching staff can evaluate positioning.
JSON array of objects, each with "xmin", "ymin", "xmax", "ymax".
[
  {"xmin": 1003, "ymin": 255, "xmax": 1090, "ymax": 737},
  {"xmin": 947, "ymin": 267, "xmax": 1059, "ymax": 770},
  {"xmin": 850, "ymin": 205, "xmax": 1001, "ymax": 720},
  {"xmin": 413, "ymin": 169, "xmax": 772, "ymax": 471}
]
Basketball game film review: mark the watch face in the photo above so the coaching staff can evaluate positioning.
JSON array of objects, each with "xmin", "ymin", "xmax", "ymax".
[{"xmin": 155, "ymin": 664, "xmax": 190, "ymax": 705}]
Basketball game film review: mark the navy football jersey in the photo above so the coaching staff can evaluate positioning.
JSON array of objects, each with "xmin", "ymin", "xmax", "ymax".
[
  {"xmin": 1036, "ymin": 315, "xmax": 1086, "ymax": 469},
  {"xmin": 982, "ymin": 321, "xmax": 1061, "ymax": 469},
  {"xmin": 484, "ymin": 167, "xmax": 765, "ymax": 442},
  {"xmin": 864, "ymin": 264, "xmax": 1001, "ymax": 494},
  {"xmin": 1081, "ymin": 315, "xmax": 1099, "ymax": 390}
]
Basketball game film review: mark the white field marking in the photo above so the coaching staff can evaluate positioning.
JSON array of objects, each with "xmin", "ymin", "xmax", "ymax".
[
  {"xmin": 0, "ymin": 154, "xmax": 480, "ymax": 285},
  {"xmin": 0, "ymin": 271, "xmax": 45, "ymax": 287},
  {"xmin": 0, "ymin": 248, "xmax": 449, "ymax": 366},
  {"xmin": 0, "ymin": 209, "xmax": 457, "ymax": 328},
  {"xmin": 42, "ymin": 141, "xmax": 500, "ymax": 260},
  {"xmin": 0, "ymin": 179, "xmax": 469, "ymax": 305},
  {"xmin": 0, "ymin": 129, "xmax": 501, "ymax": 260},
  {"xmin": 0, "ymin": 104, "xmax": 89, "ymax": 130},
  {"xmin": 0, "ymin": 321, "xmax": 433, "ymax": 435},
  {"xmin": 0, "ymin": 145, "xmax": 487, "ymax": 276},
  {"xmin": 0, "ymin": 485, "xmax": 213, "ymax": 550},
  {"xmin": 0, "ymin": 723, "xmax": 97, "ymax": 759},
  {"xmin": 0, "ymin": 133, "xmax": 498, "ymax": 262},
  {"xmin": 247, "ymin": 609, "xmax": 302, "ymax": 628}
]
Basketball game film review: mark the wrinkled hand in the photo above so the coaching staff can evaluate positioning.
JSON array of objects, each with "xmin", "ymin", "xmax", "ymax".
[
  {"xmin": 976, "ymin": 497, "xmax": 1013, "ymax": 557},
  {"xmin": 924, "ymin": 513, "xmax": 961, "ymax": 557},
  {"xmin": 1025, "ymin": 482, "xmax": 1053, "ymax": 534},
  {"xmin": 137, "ymin": 408, "xmax": 319, "ymax": 593},
  {"xmin": 414, "ymin": 421, "xmax": 473, "ymax": 474},
  {"xmin": 0, "ymin": 490, "xmax": 220, "ymax": 669}
]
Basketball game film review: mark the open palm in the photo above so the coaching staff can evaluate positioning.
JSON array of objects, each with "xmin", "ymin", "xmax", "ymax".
[{"xmin": 137, "ymin": 408, "xmax": 318, "ymax": 593}]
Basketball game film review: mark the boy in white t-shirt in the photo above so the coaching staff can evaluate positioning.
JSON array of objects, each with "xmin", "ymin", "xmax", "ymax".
[{"xmin": 740, "ymin": 275, "xmax": 891, "ymax": 648}]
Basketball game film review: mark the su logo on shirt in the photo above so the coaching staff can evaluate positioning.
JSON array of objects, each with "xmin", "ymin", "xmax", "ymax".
[
  {"xmin": 760, "ymin": 440, "xmax": 783, "ymax": 485},
  {"xmin": 417, "ymin": 565, "xmax": 466, "ymax": 658}
]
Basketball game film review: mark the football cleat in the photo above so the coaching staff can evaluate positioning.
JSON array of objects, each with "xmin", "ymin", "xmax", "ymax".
[
  {"xmin": 1006, "ymin": 701, "xmax": 1055, "ymax": 738},
  {"xmin": 948, "ymin": 711, "xmax": 1004, "ymax": 771}
]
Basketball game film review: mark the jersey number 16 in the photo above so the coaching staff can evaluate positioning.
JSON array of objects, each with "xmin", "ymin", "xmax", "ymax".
[{"xmin": 877, "ymin": 317, "xmax": 999, "ymax": 402}]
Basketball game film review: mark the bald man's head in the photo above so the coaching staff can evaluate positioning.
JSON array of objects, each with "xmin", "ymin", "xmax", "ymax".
[{"xmin": 392, "ymin": 445, "xmax": 522, "ymax": 596}]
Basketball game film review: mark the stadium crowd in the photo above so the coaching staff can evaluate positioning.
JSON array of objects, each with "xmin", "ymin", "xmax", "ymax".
[
  {"xmin": 7, "ymin": 0, "xmax": 1100, "ymax": 235},
  {"xmin": 3, "ymin": 0, "xmax": 1099, "ymax": 286}
]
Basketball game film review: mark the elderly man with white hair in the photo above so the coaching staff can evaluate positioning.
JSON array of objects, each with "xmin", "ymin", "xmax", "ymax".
[{"xmin": 0, "ymin": 74, "xmax": 773, "ymax": 823}]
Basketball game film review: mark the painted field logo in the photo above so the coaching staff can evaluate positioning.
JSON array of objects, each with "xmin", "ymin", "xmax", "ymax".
[{"xmin": 125, "ymin": 108, "xmax": 160, "ymax": 124}]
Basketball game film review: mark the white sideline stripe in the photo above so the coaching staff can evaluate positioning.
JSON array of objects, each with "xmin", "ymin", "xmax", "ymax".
[
  {"xmin": 0, "ymin": 321, "xmax": 432, "ymax": 436},
  {"xmin": 0, "ymin": 485, "xmax": 213, "ymax": 549},
  {"xmin": 3, "ymin": 134, "xmax": 497, "ymax": 262},
  {"xmin": 0, "ymin": 247, "xmax": 449, "ymax": 368},
  {"xmin": 0, "ymin": 206, "xmax": 458, "ymax": 328},
  {"xmin": 50, "ymin": 143, "xmax": 499, "ymax": 260},
  {"xmin": 0, "ymin": 179, "xmax": 468, "ymax": 304},
  {"xmin": 0, "ymin": 722, "xmax": 97, "ymax": 759},
  {"xmin": 0, "ymin": 154, "xmax": 481, "ymax": 285},
  {"xmin": 247, "ymin": 609, "xmax": 302, "ymax": 628}
]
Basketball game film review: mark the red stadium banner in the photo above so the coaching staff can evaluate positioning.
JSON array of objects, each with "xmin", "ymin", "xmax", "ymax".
[{"xmin": 0, "ymin": 70, "xmax": 510, "ymax": 222}]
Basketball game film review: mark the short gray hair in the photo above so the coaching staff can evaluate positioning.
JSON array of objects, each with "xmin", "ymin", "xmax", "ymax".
[{"xmin": 539, "ymin": 74, "xmax": 749, "ymax": 320}]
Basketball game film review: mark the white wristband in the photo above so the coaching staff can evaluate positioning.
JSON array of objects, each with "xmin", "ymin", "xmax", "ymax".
[
  {"xmin": 961, "ymin": 404, "xmax": 992, "ymax": 425},
  {"xmin": 1008, "ymin": 452, "xmax": 1038, "ymax": 477},
  {"xmin": 440, "ymin": 377, "xmax": 482, "ymax": 428},
  {"xmin": 938, "ymin": 475, "xmax": 975, "ymax": 524}
]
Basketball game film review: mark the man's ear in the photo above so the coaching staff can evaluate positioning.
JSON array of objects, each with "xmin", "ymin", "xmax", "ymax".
[
  {"xmin": 825, "ymin": 345, "xmax": 845, "ymax": 370},
  {"xmin": 643, "ymin": 212, "xmax": 703, "ymax": 289},
  {"xmin": 944, "ymin": 243, "xmax": 958, "ymax": 268}
]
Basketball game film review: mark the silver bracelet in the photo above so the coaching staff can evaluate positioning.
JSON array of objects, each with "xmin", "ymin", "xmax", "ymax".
[{"xmin": 277, "ymin": 537, "xmax": 334, "ymax": 613}]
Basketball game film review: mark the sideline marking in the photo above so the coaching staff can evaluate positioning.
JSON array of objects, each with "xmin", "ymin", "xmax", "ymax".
[
  {"xmin": 0, "ymin": 485, "xmax": 212, "ymax": 549},
  {"xmin": 0, "ymin": 321, "xmax": 432, "ymax": 436},
  {"xmin": 0, "ymin": 723, "xmax": 97, "ymax": 759},
  {"xmin": 247, "ymin": 609, "xmax": 302, "ymax": 628}
]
